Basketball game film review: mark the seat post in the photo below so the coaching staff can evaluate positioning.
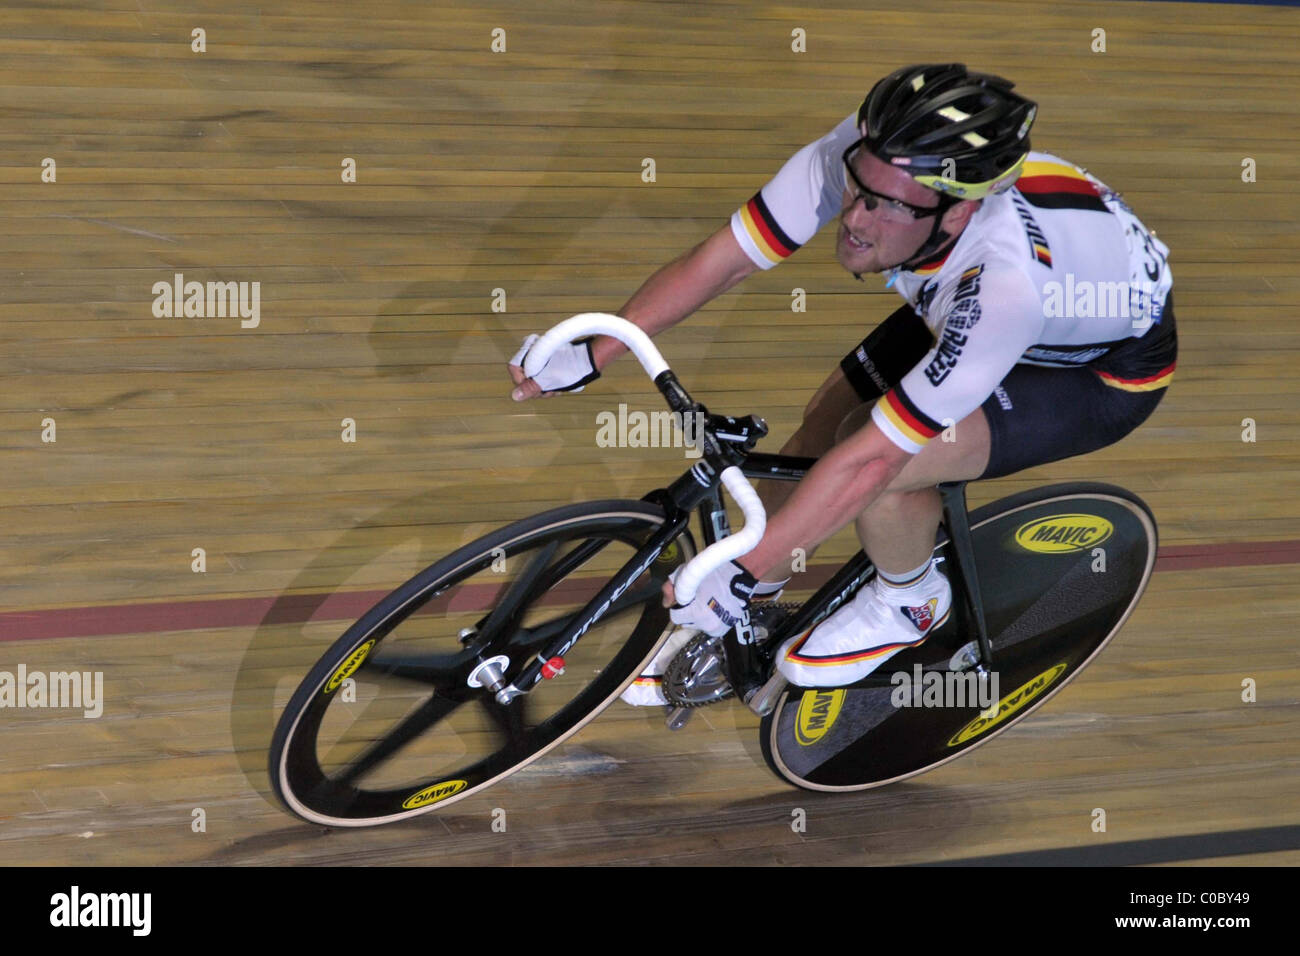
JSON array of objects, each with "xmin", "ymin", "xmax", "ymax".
[{"xmin": 938, "ymin": 482, "xmax": 994, "ymax": 666}]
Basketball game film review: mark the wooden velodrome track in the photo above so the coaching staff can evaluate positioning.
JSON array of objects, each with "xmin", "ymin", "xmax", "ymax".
[{"xmin": 2, "ymin": 0, "xmax": 1297, "ymax": 867}]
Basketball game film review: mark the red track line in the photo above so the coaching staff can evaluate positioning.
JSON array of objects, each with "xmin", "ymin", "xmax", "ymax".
[{"xmin": 0, "ymin": 540, "xmax": 1295, "ymax": 644}]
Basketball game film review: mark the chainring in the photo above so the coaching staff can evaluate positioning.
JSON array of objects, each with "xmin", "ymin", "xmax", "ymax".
[
  {"xmin": 661, "ymin": 602, "xmax": 802, "ymax": 707},
  {"xmin": 662, "ymin": 632, "xmax": 733, "ymax": 707}
]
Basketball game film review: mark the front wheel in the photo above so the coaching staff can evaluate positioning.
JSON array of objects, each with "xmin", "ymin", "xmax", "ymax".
[{"xmin": 270, "ymin": 499, "xmax": 693, "ymax": 827}]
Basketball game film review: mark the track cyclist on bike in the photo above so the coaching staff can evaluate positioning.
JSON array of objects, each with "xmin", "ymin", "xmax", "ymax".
[{"xmin": 508, "ymin": 63, "xmax": 1176, "ymax": 704}]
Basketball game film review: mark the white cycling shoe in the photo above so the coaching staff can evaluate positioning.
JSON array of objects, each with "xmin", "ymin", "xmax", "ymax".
[{"xmin": 776, "ymin": 562, "xmax": 951, "ymax": 688}]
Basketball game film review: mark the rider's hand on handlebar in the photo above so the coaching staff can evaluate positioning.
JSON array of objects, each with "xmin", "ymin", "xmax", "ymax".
[
  {"xmin": 662, "ymin": 559, "xmax": 758, "ymax": 637},
  {"xmin": 508, "ymin": 334, "xmax": 600, "ymax": 401}
]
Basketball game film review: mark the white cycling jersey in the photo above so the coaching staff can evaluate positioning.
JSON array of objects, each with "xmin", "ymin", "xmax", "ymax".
[{"xmin": 729, "ymin": 114, "xmax": 1175, "ymax": 453}]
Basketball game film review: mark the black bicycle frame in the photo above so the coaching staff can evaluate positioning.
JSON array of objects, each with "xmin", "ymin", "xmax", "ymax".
[
  {"xmin": 496, "ymin": 445, "xmax": 732, "ymax": 700},
  {"xmin": 497, "ymin": 372, "xmax": 995, "ymax": 703}
]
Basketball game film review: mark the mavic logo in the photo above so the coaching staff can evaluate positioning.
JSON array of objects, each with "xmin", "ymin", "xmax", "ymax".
[
  {"xmin": 795, "ymin": 688, "xmax": 847, "ymax": 746},
  {"xmin": 325, "ymin": 640, "xmax": 374, "ymax": 694},
  {"xmin": 946, "ymin": 663, "xmax": 1067, "ymax": 747},
  {"xmin": 401, "ymin": 779, "xmax": 468, "ymax": 809},
  {"xmin": 1014, "ymin": 514, "xmax": 1113, "ymax": 553}
]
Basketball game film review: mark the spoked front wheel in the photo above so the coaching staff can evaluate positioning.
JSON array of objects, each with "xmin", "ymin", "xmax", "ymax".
[{"xmin": 270, "ymin": 500, "xmax": 692, "ymax": 827}]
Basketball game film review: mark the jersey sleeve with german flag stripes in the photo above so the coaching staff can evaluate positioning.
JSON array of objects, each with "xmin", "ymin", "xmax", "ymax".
[
  {"xmin": 729, "ymin": 113, "xmax": 858, "ymax": 269},
  {"xmin": 871, "ymin": 265, "xmax": 1045, "ymax": 454}
]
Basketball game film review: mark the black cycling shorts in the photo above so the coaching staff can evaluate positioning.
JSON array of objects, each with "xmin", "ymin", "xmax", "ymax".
[{"xmin": 839, "ymin": 294, "xmax": 1177, "ymax": 479}]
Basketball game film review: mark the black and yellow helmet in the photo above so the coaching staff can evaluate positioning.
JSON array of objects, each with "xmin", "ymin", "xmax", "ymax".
[{"xmin": 857, "ymin": 63, "xmax": 1037, "ymax": 200}]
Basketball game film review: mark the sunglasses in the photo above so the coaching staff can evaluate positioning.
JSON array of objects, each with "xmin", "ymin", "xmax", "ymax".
[{"xmin": 841, "ymin": 140, "xmax": 951, "ymax": 222}]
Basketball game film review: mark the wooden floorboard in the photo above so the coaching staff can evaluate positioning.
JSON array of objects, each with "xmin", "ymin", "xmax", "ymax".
[{"xmin": 1, "ymin": 0, "xmax": 1296, "ymax": 868}]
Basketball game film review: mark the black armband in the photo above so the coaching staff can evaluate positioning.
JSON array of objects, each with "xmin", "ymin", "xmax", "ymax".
[{"xmin": 839, "ymin": 305, "xmax": 935, "ymax": 402}]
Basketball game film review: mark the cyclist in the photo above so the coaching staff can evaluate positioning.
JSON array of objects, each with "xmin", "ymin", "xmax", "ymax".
[{"xmin": 508, "ymin": 63, "xmax": 1175, "ymax": 703}]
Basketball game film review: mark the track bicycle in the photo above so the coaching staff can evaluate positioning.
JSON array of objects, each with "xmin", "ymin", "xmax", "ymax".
[{"xmin": 270, "ymin": 314, "xmax": 1158, "ymax": 826}]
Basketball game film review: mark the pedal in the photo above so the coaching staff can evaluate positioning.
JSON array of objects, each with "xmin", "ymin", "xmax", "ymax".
[
  {"xmin": 745, "ymin": 670, "xmax": 788, "ymax": 717},
  {"xmin": 665, "ymin": 706, "xmax": 693, "ymax": 731},
  {"xmin": 948, "ymin": 640, "xmax": 981, "ymax": 672}
]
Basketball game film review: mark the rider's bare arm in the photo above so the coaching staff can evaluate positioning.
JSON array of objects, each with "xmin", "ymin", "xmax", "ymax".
[
  {"xmin": 589, "ymin": 113, "xmax": 859, "ymax": 380},
  {"xmin": 511, "ymin": 113, "xmax": 858, "ymax": 401},
  {"xmin": 737, "ymin": 420, "xmax": 911, "ymax": 581},
  {"xmin": 509, "ymin": 225, "xmax": 760, "ymax": 401},
  {"xmin": 591, "ymin": 224, "xmax": 760, "ymax": 370}
]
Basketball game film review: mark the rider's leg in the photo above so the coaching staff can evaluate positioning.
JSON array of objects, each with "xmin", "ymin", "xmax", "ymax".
[
  {"xmin": 841, "ymin": 403, "xmax": 991, "ymax": 576},
  {"xmin": 775, "ymin": 406, "xmax": 991, "ymax": 686},
  {"xmin": 754, "ymin": 366, "xmax": 864, "ymax": 590},
  {"xmin": 759, "ymin": 365, "xmax": 862, "ymax": 513},
  {"xmin": 777, "ymin": 351, "xmax": 1176, "ymax": 687},
  {"xmin": 757, "ymin": 302, "xmax": 935, "ymax": 588},
  {"xmin": 755, "ymin": 377, "xmax": 990, "ymax": 586}
]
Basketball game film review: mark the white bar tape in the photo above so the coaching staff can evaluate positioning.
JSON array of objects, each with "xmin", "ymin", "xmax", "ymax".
[
  {"xmin": 671, "ymin": 466, "xmax": 767, "ymax": 605},
  {"xmin": 523, "ymin": 313, "xmax": 670, "ymax": 382}
]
